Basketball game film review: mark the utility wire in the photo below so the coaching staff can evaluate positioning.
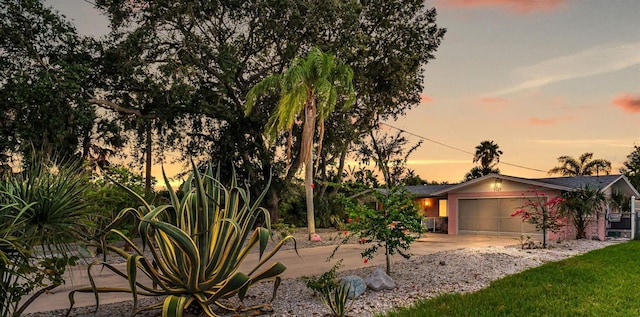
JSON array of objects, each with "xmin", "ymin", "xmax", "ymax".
[{"xmin": 380, "ymin": 122, "xmax": 548, "ymax": 173}]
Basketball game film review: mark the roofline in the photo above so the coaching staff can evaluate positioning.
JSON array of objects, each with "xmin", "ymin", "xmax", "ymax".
[
  {"xmin": 604, "ymin": 174, "xmax": 640, "ymax": 197},
  {"xmin": 431, "ymin": 173, "xmax": 573, "ymax": 196}
]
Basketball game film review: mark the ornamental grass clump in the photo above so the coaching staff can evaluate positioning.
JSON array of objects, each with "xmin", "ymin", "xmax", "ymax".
[
  {"xmin": 1, "ymin": 157, "xmax": 92, "ymax": 317},
  {"xmin": 68, "ymin": 161, "xmax": 295, "ymax": 317}
]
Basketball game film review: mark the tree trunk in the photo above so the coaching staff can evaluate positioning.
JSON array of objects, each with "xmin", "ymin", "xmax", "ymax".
[
  {"xmin": 314, "ymin": 119, "xmax": 325, "ymax": 176},
  {"xmin": 286, "ymin": 127, "xmax": 293, "ymax": 172},
  {"xmin": 302, "ymin": 96, "xmax": 317, "ymax": 240},
  {"xmin": 305, "ymin": 154, "xmax": 315, "ymax": 239},
  {"xmin": 145, "ymin": 120, "xmax": 152, "ymax": 192},
  {"xmin": 385, "ymin": 242, "xmax": 391, "ymax": 275},
  {"xmin": 542, "ymin": 209, "xmax": 548, "ymax": 248},
  {"xmin": 266, "ymin": 188, "xmax": 280, "ymax": 224}
]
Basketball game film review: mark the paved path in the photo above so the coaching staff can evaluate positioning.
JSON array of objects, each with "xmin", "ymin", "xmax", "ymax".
[{"xmin": 23, "ymin": 234, "xmax": 516, "ymax": 314}]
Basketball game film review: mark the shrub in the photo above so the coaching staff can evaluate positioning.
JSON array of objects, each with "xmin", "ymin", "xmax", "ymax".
[
  {"xmin": 511, "ymin": 188, "xmax": 564, "ymax": 248},
  {"xmin": 0, "ymin": 157, "xmax": 92, "ymax": 317},
  {"xmin": 339, "ymin": 186, "xmax": 423, "ymax": 275},
  {"xmin": 559, "ymin": 185, "xmax": 605, "ymax": 239},
  {"xmin": 68, "ymin": 161, "xmax": 295, "ymax": 317},
  {"xmin": 84, "ymin": 165, "xmax": 156, "ymax": 243}
]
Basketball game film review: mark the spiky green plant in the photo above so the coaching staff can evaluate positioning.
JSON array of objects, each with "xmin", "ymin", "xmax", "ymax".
[
  {"xmin": 1, "ymin": 157, "xmax": 91, "ymax": 317},
  {"xmin": 68, "ymin": 161, "xmax": 295, "ymax": 317},
  {"xmin": 320, "ymin": 283, "xmax": 355, "ymax": 317}
]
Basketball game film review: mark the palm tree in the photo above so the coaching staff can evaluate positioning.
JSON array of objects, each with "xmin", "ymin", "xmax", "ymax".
[
  {"xmin": 464, "ymin": 166, "xmax": 500, "ymax": 181},
  {"xmin": 473, "ymin": 140, "xmax": 503, "ymax": 169},
  {"xmin": 548, "ymin": 152, "xmax": 611, "ymax": 176},
  {"xmin": 559, "ymin": 185, "xmax": 606, "ymax": 239},
  {"xmin": 245, "ymin": 48, "xmax": 355, "ymax": 239}
]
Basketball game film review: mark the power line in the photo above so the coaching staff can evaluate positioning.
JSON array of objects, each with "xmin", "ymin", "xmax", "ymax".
[{"xmin": 380, "ymin": 122, "xmax": 548, "ymax": 173}]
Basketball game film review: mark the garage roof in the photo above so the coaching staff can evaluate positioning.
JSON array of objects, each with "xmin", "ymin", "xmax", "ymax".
[{"xmin": 426, "ymin": 173, "xmax": 639, "ymax": 197}]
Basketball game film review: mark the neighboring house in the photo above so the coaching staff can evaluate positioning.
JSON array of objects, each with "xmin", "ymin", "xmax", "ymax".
[{"xmin": 405, "ymin": 173, "xmax": 640, "ymax": 240}]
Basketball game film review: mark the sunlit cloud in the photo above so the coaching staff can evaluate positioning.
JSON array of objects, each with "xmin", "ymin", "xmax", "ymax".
[
  {"xmin": 435, "ymin": 0, "xmax": 569, "ymax": 14},
  {"xmin": 532, "ymin": 139, "xmax": 632, "ymax": 148},
  {"xmin": 528, "ymin": 116, "xmax": 575, "ymax": 126},
  {"xmin": 489, "ymin": 42, "xmax": 640, "ymax": 96},
  {"xmin": 476, "ymin": 96, "xmax": 509, "ymax": 111},
  {"xmin": 612, "ymin": 94, "xmax": 640, "ymax": 113},
  {"xmin": 420, "ymin": 94, "xmax": 433, "ymax": 103},
  {"xmin": 480, "ymin": 97, "xmax": 508, "ymax": 104}
]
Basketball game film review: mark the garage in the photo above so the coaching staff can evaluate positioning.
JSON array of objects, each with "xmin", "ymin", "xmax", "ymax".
[{"xmin": 458, "ymin": 198, "xmax": 539, "ymax": 236}]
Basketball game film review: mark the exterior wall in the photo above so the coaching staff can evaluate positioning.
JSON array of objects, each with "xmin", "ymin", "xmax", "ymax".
[
  {"xmin": 447, "ymin": 190, "xmax": 542, "ymax": 235},
  {"xmin": 416, "ymin": 198, "xmax": 440, "ymax": 217},
  {"xmin": 453, "ymin": 179, "xmax": 535, "ymax": 193},
  {"xmin": 447, "ymin": 184, "xmax": 562, "ymax": 236},
  {"xmin": 550, "ymin": 217, "xmax": 605, "ymax": 241},
  {"xmin": 448, "ymin": 186, "xmax": 607, "ymax": 241}
]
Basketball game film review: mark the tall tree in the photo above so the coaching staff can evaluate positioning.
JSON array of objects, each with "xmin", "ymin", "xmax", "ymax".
[
  {"xmin": 0, "ymin": 0, "xmax": 117, "ymax": 162},
  {"xmin": 464, "ymin": 140, "xmax": 502, "ymax": 181},
  {"xmin": 548, "ymin": 152, "xmax": 611, "ymax": 176},
  {"xmin": 93, "ymin": 0, "xmax": 445, "ymax": 218},
  {"xmin": 473, "ymin": 140, "xmax": 503, "ymax": 169},
  {"xmin": 246, "ymin": 48, "xmax": 355, "ymax": 239},
  {"xmin": 620, "ymin": 145, "xmax": 640, "ymax": 190},
  {"xmin": 464, "ymin": 166, "xmax": 500, "ymax": 182},
  {"xmin": 560, "ymin": 185, "xmax": 606, "ymax": 239},
  {"xmin": 355, "ymin": 130, "xmax": 423, "ymax": 188}
]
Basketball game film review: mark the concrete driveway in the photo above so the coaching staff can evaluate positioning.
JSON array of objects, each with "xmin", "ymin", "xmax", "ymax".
[{"xmin": 23, "ymin": 233, "xmax": 516, "ymax": 314}]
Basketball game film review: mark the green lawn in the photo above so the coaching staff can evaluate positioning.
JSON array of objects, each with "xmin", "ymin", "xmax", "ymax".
[{"xmin": 382, "ymin": 241, "xmax": 640, "ymax": 317}]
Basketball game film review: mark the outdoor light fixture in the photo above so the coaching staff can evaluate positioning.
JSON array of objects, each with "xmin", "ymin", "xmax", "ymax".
[
  {"xmin": 492, "ymin": 178, "xmax": 502, "ymax": 191},
  {"xmin": 424, "ymin": 200, "xmax": 431, "ymax": 207}
]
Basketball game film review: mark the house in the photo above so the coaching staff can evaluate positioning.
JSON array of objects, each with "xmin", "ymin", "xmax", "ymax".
[{"xmin": 405, "ymin": 173, "xmax": 640, "ymax": 240}]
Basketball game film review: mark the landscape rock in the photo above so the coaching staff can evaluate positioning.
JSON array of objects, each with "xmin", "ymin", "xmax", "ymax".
[
  {"xmin": 340, "ymin": 275, "xmax": 366, "ymax": 299},
  {"xmin": 364, "ymin": 268, "xmax": 396, "ymax": 291}
]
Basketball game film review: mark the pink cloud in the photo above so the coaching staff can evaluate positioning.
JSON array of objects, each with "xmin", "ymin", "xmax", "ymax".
[
  {"xmin": 435, "ymin": 0, "xmax": 569, "ymax": 14},
  {"xmin": 480, "ymin": 97, "xmax": 508, "ymax": 104},
  {"xmin": 528, "ymin": 116, "xmax": 575, "ymax": 126},
  {"xmin": 476, "ymin": 96, "xmax": 509, "ymax": 111},
  {"xmin": 420, "ymin": 94, "xmax": 433, "ymax": 103},
  {"xmin": 612, "ymin": 94, "xmax": 640, "ymax": 113}
]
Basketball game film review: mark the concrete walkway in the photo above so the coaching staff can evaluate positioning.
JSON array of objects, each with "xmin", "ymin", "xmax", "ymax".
[{"xmin": 23, "ymin": 234, "xmax": 516, "ymax": 314}]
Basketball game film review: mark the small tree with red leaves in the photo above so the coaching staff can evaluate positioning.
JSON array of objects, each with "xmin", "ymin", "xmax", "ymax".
[{"xmin": 511, "ymin": 189, "xmax": 565, "ymax": 248}]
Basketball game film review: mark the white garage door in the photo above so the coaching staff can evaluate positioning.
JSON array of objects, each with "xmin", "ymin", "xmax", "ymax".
[{"xmin": 458, "ymin": 198, "xmax": 539, "ymax": 236}]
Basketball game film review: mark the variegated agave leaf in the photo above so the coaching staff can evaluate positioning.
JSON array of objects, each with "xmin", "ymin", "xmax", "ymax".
[{"xmin": 67, "ymin": 161, "xmax": 296, "ymax": 317}]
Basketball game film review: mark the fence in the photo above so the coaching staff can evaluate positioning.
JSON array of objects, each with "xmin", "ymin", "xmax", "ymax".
[{"xmin": 606, "ymin": 196, "xmax": 640, "ymax": 239}]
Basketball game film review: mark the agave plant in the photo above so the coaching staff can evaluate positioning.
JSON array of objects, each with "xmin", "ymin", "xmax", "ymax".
[
  {"xmin": 320, "ymin": 283, "xmax": 355, "ymax": 317},
  {"xmin": 68, "ymin": 161, "xmax": 295, "ymax": 317}
]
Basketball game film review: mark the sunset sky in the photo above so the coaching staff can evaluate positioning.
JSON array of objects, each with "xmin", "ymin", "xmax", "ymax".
[{"xmin": 50, "ymin": 0, "xmax": 640, "ymax": 184}]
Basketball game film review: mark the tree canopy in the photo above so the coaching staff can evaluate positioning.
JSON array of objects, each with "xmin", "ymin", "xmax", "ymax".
[
  {"xmin": 620, "ymin": 145, "xmax": 640, "ymax": 191},
  {"xmin": 0, "ymin": 0, "xmax": 108, "ymax": 162},
  {"xmin": 246, "ymin": 47, "xmax": 355, "ymax": 237},
  {"xmin": 548, "ymin": 152, "xmax": 611, "ymax": 176},
  {"xmin": 2, "ymin": 0, "xmax": 446, "ymax": 219},
  {"xmin": 91, "ymin": 0, "xmax": 446, "ymax": 213},
  {"xmin": 464, "ymin": 140, "xmax": 502, "ymax": 181}
]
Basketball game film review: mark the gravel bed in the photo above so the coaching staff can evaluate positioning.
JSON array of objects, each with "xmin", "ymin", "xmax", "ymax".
[{"xmin": 25, "ymin": 233, "xmax": 625, "ymax": 317}]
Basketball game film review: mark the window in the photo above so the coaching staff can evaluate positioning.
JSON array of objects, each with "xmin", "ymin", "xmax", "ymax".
[{"xmin": 439, "ymin": 200, "xmax": 448, "ymax": 217}]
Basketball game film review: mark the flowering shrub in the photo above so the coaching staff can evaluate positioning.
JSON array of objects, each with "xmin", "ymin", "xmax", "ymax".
[
  {"xmin": 511, "ymin": 188, "xmax": 565, "ymax": 248},
  {"xmin": 337, "ymin": 186, "xmax": 423, "ymax": 274}
]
